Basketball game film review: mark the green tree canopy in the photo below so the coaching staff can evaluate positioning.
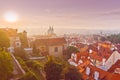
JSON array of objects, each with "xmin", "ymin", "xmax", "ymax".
[
  {"xmin": 0, "ymin": 50, "xmax": 13, "ymax": 80},
  {"xmin": 64, "ymin": 65, "xmax": 82, "ymax": 80},
  {"xmin": 26, "ymin": 60, "xmax": 43, "ymax": 71},
  {"xmin": 44, "ymin": 56, "xmax": 63, "ymax": 80},
  {"xmin": 18, "ymin": 71, "xmax": 38, "ymax": 80},
  {"xmin": 64, "ymin": 46, "xmax": 79, "ymax": 59},
  {"xmin": 107, "ymin": 34, "xmax": 120, "ymax": 43},
  {"xmin": 0, "ymin": 30, "xmax": 10, "ymax": 48}
]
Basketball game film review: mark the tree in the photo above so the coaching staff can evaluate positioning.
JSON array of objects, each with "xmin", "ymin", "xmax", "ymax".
[
  {"xmin": 26, "ymin": 60, "xmax": 45, "ymax": 80},
  {"xmin": 0, "ymin": 30, "xmax": 10, "ymax": 48},
  {"xmin": 0, "ymin": 50, "xmax": 13, "ymax": 80},
  {"xmin": 26, "ymin": 60, "xmax": 43, "ymax": 71},
  {"xmin": 44, "ymin": 56, "xmax": 63, "ymax": 80},
  {"xmin": 107, "ymin": 34, "xmax": 120, "ymax": 43},
  {"xmin": 17, "ymin": 58, "xmax": 39, "ymax": 80},
  {"xmin": 14, "ymin": 47, "xmax": 28, "ymax": 60},
  {"xmin": 64, "ymin": 46, "xmax": 79, "ymax": 59},
  {"xmin": 64, "ymin": 65, "xmax": 82, "ymax": 80},
  {"xmin": 17, "ymin": 57, "xmax": 45, "ymax": 80},
  {"xmin": 18, "ymin": 71, "xmax": 38, "ymax": 80}
]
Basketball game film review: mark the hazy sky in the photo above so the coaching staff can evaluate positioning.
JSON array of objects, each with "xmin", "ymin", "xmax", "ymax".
[{"xmin": 0, "ymin": 0, "xmax": 120, "ymax": 35}]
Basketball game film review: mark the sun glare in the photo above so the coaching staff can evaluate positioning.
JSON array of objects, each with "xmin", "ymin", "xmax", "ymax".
[{"xmin": 3, "ymin": 11, "xmax": 19, "ymax": 22}]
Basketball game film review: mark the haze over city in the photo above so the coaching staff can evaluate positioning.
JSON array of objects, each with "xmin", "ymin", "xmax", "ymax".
[
  {"xmin": 0, "ymin": 0, "xmax": 120, "ymax": 35},
  {"xmin": 1, "ymin": 1, "xmax": 120, "ymax": 80}
]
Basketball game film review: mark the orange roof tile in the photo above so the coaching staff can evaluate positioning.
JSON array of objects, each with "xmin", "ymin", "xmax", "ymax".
[
  {"xmin": 34, "ymin": 37, "xmax": 67, "ymax": 46},
  {"xmin": 108, "ymin": 60, "xmax": 120, "ymax": 73}
]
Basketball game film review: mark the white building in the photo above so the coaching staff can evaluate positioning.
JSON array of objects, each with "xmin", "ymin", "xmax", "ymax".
[{"xmin": 105, "ymin": 51, "xmax": 120, "ymax": 70}]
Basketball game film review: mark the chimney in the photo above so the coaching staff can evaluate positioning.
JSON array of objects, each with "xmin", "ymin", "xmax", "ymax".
[
  {"xmin": 97, "ymin": 46, "xmax": 100, "ymax": 50},
  {"xmin": 71, "ymin": 53, "xmax": 75, "ymax": 59},
  {"xmin": 78, "ymin": 59, "xmax": 83, "ymax": 65},
  {"xmin": 88, "ymin": 57, "xmax": 90, "ymax": 59},
  {"xmin": 89, "ymin": 49, "xmax": 92, "ymax": 54},
  {"xmin": 94, "ymin": 71, "xmax": 99, "ymax": 80},
  {"xmin": 102, "ymin": 58, "xmax": 106, "ymax": 66},
  {"xmin": 86, "ymin": 67, "xmax": 90, "ymax": 76}
]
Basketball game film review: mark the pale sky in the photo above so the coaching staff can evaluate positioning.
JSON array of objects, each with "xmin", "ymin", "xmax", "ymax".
[{"xmin": 0, "ymin": 0, "xmax": 120, "ymax": 35}]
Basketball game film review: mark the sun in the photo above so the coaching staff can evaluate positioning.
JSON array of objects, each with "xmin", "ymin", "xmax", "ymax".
[{"xmin": 3, "ymin": 11, "xmax": 19, "ymax": 22}]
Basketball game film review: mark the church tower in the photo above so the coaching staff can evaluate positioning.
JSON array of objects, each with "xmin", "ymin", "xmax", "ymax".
[{"xmin": 47, "ymin": 26, "xmax": 56, "ymax": 36}]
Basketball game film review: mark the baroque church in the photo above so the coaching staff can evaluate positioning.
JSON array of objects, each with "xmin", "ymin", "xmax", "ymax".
[{"xmin": 47, "ymin": 26, "xmax": 56, "ymax": 37}]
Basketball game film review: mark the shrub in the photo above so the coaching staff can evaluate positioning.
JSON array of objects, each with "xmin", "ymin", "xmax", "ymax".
[
  {"xmin": 18, "ymin": 71, "xmax": 38, "ymax": 80},
  {"xmin": 0, "ymin": 51, "xmax": 13, "ymax": 80}
]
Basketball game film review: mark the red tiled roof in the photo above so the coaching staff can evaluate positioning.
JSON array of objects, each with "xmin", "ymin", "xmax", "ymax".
[
  {"xmin": 76, "ymin": 52, "xmax": 89, "ymax": 62},
  {"xmin": 115, "ymin": 44, "xmax": 120, "ymax": 53},
  {"xmin": 88, "ymin": 65, "xmax": 111, "ymax": 80},
  {"xmin": 86, "ymin": 65, "xmax": 120, "ymax": 80},
  {"xmin": 89, "ymin": 51, "xmax": 103, "ymax": 61},
  {"xmin": 110, "ymin": 74, "xmax": 120, "ymax": 80},
  {"xmin": 34, "ymin": 37, "xmax": 67, "ymax": 46},
  {"xmin": 88, "ymin": 42, "xmax": 113, "ymax": 61},
  {"xmin": 77, "ymin": 60, "xmax": 90, "ymax": 73},
  {"xmin": 108, "ymin": 60, "xmax": 120, "ymax": 73}
]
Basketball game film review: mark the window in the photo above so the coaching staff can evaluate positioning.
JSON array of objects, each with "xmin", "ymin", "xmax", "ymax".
[
  {"xmin": 16, "ymin": 42, "xmax": 20, "ymax": 47},
  {"xmin": 54, "ymin": 47, "xmax": 58, "ymax": 52}
]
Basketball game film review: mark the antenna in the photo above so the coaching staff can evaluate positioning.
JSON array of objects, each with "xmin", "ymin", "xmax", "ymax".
[
  {"xmin": 102, "ymin": 58, "xmax": 106, "ymax": 66},
  {"xmin": 86, "ymin": 67, "xmax": 90, "ymax": 75}
]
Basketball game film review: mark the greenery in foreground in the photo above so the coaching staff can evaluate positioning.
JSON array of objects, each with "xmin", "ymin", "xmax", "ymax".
[
  {"xmin": 44, "ymin": 56, "xmax": 63, "ymax": 80},
  {"xmin": 11, "ymin": 44, "xmax": 82, "ymax": 80},
  {"xmin": 16, "ymin": 55, "xmax": 82, "ymax": 80},
  {"xmin": 64, "ymin": 66, "xmax": 82, "ymax": 80},
  {"xmin": 0, "ymin": 50, "xmax": 13, "ymax": 80},
  {"xmin": 17, "ymin": 57, "xmax": 44, "ymax": 80},
  {"xmin": 0, "ymin": 30, "xmax": 10, "ymax": 48},
  {"xmin": 44, "ymin": 56, "xmax": 83, "ymax": 80},
  {"xmin": 64, "ymin": 46, "xmax": 79, "ymax": 59}
]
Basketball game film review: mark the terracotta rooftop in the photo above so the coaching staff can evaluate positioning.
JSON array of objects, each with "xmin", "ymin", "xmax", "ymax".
[
  {"xmin": 74, "ymin": 42, "xmax": 120, "ymax": 80},
  {"xmin": 76, "ymin": 58, "xmax": 120, "ymax": 80},
  {"xmin": 76, "ymin": 52, "xmax": 89, "ymax": 62},
  {"xmin": 108, "ymin": 60, "xmax": 120, "ymax": 73},
  {"xmin": 34, "ymin": 37, "xmax": 67, "ymax": 46},
  {"xmin": 83, "ymin": 65, "xmax": 120, "ymax": 80},
  {"xmin": 88, "ymin": 42, "xmax": 113, "ymax": 61}
]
